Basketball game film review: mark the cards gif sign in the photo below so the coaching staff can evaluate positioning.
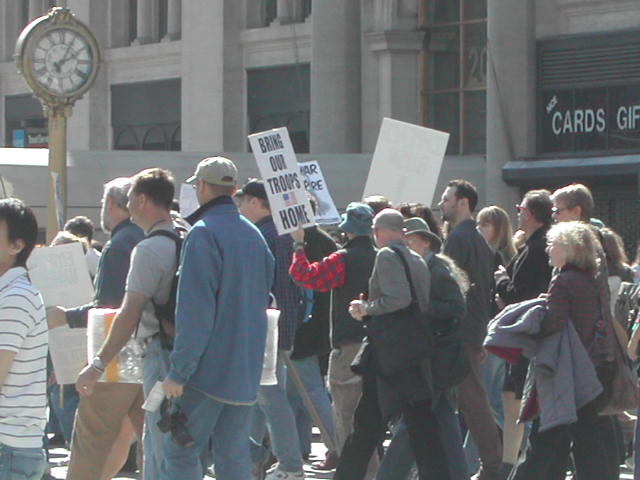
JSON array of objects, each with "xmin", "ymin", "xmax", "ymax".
[{"xmin": 249, "ymin": 127, "xmax": 315, "ymax": 235}]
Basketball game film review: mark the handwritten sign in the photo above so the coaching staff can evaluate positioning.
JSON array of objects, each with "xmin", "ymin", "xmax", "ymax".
[
  {"xmin": 299, "ymin": 161, "xmax": 341, "ymax": 225},
  {"xmin": 363, "ymin": 118, "xmax": 449, "ymax": 206},
  {"xmin": 248, "ymin": 127, "xmax": 315, "ymax": 235}
]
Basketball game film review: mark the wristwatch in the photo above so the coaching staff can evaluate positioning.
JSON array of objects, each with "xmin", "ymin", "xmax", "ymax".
[{"xmin": 91, "ymin": 356, "xmax": 106, "ymax": 373}]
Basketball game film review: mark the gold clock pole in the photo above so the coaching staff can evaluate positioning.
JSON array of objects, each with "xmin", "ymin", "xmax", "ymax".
[{"xmin": 45, "ymin": 104, "xmax": 70, "ymax": 243}]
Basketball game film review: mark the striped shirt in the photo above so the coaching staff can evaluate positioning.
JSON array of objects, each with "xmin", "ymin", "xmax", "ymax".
[{"xmin": 0, "ymin": 267, "xmax": 48, "ymax": 448}]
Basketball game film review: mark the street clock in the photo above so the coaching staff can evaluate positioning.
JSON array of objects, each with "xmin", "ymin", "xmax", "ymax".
[{"xmin": 15, "ymin": 7, "xmax": 101, "ymax": 106}]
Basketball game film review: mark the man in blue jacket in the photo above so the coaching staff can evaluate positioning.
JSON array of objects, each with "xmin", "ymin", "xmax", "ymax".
[{"xmin": 161, "ymin": 157, "xmax": 275, "ymax": 480}]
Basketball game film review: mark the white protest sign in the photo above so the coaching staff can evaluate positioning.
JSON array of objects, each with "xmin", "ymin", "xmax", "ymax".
[
  {"xmin": 179, "ymin": 183, "xmax": 199, "ymax": 218},
  {"xmin": 27, "ymin": 242, "xmax": 94, "ymax": 308},
  {"xmin": 248, "ymin": 127, "xmax": 315, "ymax": 235},
  {"xmin": 48, "ymin": 325, "xmax": 87, "ymax": 384},
  {"xmin": 299, "ymin": 161, "xmax": 341, "ymax": 225},
  {"xmin": 363, "ymin": 118, "xmax": 450, "ymax": 206}
]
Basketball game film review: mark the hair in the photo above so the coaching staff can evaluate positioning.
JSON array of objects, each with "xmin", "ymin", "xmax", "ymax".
[
  {"xmin": 130, "ymin": 168, "xmax": 175, "ymax": 210},
  {"xmin": 103, "ymin": 177, "xmax": 131, "ymax": 211},
  {"xmin": 599, "ymin": 227, "xmax": 630, "ymax": 277},
  {"xmin": 363, "ymin": 195, "xmax": 392, "ymax": 215},
  {"xmin": 397, "ymin": 202, "xmax": 443, "ymax": 239},
  {"xmin": 64, "ymin": 216, "xmax": 94, "ymax": 242},
  {"xmin": 547, "ymin": 221, "xmax": 600, "ymax": 273},
  {"xmin": 50, "ymin": 231, "xmax": 89, "ymax": 253},
  {"xmin": 0, "ymin": 198, "xmax": 38, "ymax": 267},
  {"xmin": 477, "ymin": 206, "xmax": 517, "ymax": 262},
  {"xmin": 551, "ymin": 183, "xmax": 594, "ymax": 221},
  {"xmin": 448, "ymin": 179, "xmax": 479, "ymax": 213},
  {"xmin": 522, "ymin": 189, "xmax": 553, "ymax": 227}
]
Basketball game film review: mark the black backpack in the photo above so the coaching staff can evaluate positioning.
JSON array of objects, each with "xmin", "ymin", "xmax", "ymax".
[{"xmin": 146, "ymin": 226, "xmax": 188, "ymax": 350}]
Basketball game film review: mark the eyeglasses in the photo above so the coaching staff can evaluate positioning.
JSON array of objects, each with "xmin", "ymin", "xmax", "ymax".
[{"xmin": 551, "ymin": 206, "xmax": 569, "ymax": 215}]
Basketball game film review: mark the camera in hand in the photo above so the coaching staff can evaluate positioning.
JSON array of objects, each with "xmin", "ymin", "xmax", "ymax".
[{"xmin": 157, "ymin": 399, "xmax": 195, "ymax": 448}]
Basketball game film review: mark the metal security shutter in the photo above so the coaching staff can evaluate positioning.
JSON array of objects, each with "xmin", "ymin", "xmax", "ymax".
[
  {"xmin": 592, "ymin": 183, "xmax": 640, "ymax": 260},
  {"xmin": 539, "ymin": 29, "xmax": 640, "ymax": 90}
]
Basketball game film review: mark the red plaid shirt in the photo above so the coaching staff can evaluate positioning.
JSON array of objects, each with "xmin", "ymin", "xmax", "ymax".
[{"xmin": 289, "ymin": 250, "xmax": 346, "ymax": 292}]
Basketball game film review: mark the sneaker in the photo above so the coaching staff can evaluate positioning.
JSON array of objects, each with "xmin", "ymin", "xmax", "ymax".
[
  {"xmin": 264, "ymin": 467, "xmax": 305, "ymax": 480},
  {"xmin": 311, "ymin": 451, "xmax": 339, "ymax": 470}
]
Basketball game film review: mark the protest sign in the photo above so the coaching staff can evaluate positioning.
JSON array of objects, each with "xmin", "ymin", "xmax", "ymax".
[
  {"xmin": 248, "ymin": 127, "xmax": 315, "ymax": 235},
  {"xmin": 48, "ymin": 326, "xmax": 87, "ymax": 384},
  {"xmin": 363, "ymin": 118, "xmax": 450, "ymax": 206},
  {"xmin": 179, "ymin": 183, "xmax": 199, "ymax": 218},
  {"xmin": 27, "ymin": 242, "xmax": 94, "ymax": 308},
  {"xmin": 299, "ymin": 161, "xmax": 341, "ymax": 225}
]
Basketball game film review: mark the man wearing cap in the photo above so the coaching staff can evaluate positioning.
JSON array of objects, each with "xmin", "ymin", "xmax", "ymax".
[
  {"xmin": 290, "ymin": 202, "xmax": 377, "ymax": 474},
  {"xmin": 377, "ymin": 217, "xmax": 469, "ymax": 480},
  {"xmin": 160, "ymin": 157, "xmax": 275, "ymax": 480},
  {"xmin": 338, "ymin": 208, "xmax": 449, "ymax": 480},
  {"xmin": 236, "ymin": 179, "xmax": 307, "ymax": 480}
]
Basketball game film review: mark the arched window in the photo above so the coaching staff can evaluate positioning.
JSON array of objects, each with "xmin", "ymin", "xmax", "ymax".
[
  {"xmin": 114, "ymin": 127, "xmax": 138, "ymax": 150},
  {"xmin": 170, "ymin": 126, "xmax": 181, "ymax": 151},
  {"xmin": 142, "ymin": 126, "xmax": 167, "ymax": 151}
]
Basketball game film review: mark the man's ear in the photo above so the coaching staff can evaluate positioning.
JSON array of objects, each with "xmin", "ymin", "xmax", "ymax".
[{"xmin": 9, "ymin": 238, "xmax": 25, "ymax": 257}]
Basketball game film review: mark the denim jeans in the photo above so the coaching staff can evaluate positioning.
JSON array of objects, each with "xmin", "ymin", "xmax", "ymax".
[
  {"xmin": 142, "ymin": 336, "xmax": 171, "ymax": 480},
  {"xmin": 377, "ymin": 390, "xmax": 469, "ymax": 480},
  {"xmin": 286, "ymin": 355, "xmax": 337, "ymax": 455},
  {"xmin": 159, "ymin": 387, "xmax": 252, "ymax": 480},
  {"xmin": 47, "ymin": 383, "xmax": 79, "ymax": 445},
  {"xmin": 0, "ymin": 444, "xmax": 46, "ymax": 480},
  {"xmin": 463, "ymin": 351, "xmax": 505, "ymax": 473},
  {"xmin": 251, "ymin": 351, "xmax": 304, "ymax": 472}
]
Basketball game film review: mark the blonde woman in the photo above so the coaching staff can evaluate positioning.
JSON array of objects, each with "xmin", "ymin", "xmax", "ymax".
[
  {"xmin": 512, "ymin": 221, "xmax": 607, "ymax": 480},
  {"xmin": 477, "ymin": 206, "xmax": 517, "ymax": 265}
]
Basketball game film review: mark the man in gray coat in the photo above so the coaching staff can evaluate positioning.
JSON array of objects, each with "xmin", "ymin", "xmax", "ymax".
[{"xmin": 335, "ymin": 209, "xmax": 449, "ymax": 480}]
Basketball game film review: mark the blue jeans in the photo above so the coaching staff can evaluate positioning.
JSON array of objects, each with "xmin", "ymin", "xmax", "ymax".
[
  {"xmin": 159, "ymin": 387, "xmax": 252, "ymax": 480},
  {"xmin": 142, "ymin": 337, "xmax": 171, "ymax": 480},
  {"xmin": 47, "ymin": 383, "xmax": 79, "ymax": 445},
  {"xmin": 286, "ymin": 356, "xmax": 337, "ymax": 455},
  {"xmin": 251, "ymin": 351, "xmax": 303, "ymax": 472},
  {"xmin": 377, "ymin": 390, "xmax": 469, "ymax": 480},
  {"xmin": 0, "ymin": 444, "xmax": 46, "ymax": 480},
  {"xmin": 464, "ymin": 352, "xmax": 505, "ymax": 473}
]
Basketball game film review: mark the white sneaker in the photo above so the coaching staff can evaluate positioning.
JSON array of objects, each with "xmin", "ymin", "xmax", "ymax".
[{"xmin": 264, "ymin": 467, "xmax": 305, "ymax": 480}]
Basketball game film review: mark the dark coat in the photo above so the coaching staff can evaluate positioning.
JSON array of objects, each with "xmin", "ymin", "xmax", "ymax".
[
  {"xmin": 496, "ymin": 226, "xmax": 552, "ymax": 306},
  {"xmin": 291, "ymin": 226, "xmax": 337, "ymax": 359},
  {"xmin": 425, "ymin": 253, "xmax": 466, "ymax": 334}
]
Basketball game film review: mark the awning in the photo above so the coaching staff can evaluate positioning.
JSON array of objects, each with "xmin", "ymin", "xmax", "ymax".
[{"xmin": 502, "ymin": 153, "xmax": 640, "ymax": 185}]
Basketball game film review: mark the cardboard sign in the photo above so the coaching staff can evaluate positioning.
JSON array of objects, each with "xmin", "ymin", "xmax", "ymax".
[
  {"xmin": 179, "ymin": 183, "xmax": 199, "ymax": 218},
  {"xmin": 363, "ymin": 118, "xmax": 450, "ymax": 206},
  {"xmin": 299, "ymin": 161, "xmax": 341, "ymax": 225},
  {"xmin": 48, "ymin": 325, "xmax": 87, "ymax": 384},
  {"xmin": 248, "ymin": 127, "xmax": 315, "ymax": 235},
  {"xmin": 27, "ymin": 242, "xmax": 94, "ymax": 308}
]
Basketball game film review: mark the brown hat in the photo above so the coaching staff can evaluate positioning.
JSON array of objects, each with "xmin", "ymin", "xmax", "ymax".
[{"xmin": 403, "ymin": 217, "xmax": 442, "ymax": 251}]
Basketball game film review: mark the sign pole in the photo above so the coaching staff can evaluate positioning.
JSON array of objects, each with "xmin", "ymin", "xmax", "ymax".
[{"xmin": 45, "ymin": 104, "xmax": 70, "ymax": 243}]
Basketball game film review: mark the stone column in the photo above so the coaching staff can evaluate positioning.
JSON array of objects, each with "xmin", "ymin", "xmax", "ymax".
[
  {"xmin": 310, "ymin": 0, "xmax": 361, "ymax": 153},
  {"xmin": 366, "ymin": 30, "xmax": 425, "ymax": 124},
  {"xmin": 132, "ymin": 0, "xmax": 153, "ymax": 45},
  {"xmin": 28, "ymin": 0, "xmax": 42, "ymax": 20},
  {"xmin": 163, "ymin": 0, "xmax": 181, "ymax": 41},
  {"xmin": 272, "ymin": 0, "xmax": 292, "ymax": 25},
  {"xmin": 485, "ymin": 0, "xmax": 535, "ymax": 207}
]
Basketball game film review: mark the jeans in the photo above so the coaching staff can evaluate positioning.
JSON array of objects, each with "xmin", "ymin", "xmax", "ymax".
[
  {"xmin": 47, "ymin": 383, "xmax": 79, "ymax": 445},
  {"xmin": 251, "ymin": 351, "xmax": 304, "ymax": 472},
  {"xmin": 159, "ymin": 387, "xmax": 252, "ymax": 480},
  {"xmin": 377, "ymin": 390, "xmax": 469, "ymax": 480},
  {"xmin": 0, "ymin": 444, "xmax": 46, "ymax": 480},
  {"xmin": 142, "ymin": 337, "xmax": 171, "ymax": 480},
  {"xmin": 286, "ymin": 355, "xmax": 337, "ymax": 455}
]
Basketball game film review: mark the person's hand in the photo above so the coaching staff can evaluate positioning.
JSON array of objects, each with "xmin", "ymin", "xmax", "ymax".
[
  {"xmin": 75, "ymin": 365, "xmax": 102, "ymax": 396},
  {"xmin": 349, "ymin": 294, "xmax": 367, "ymax": 321},
  {"xmin": 46, "ymin": 306, "xmax": 68, "ymax": 329},
  {"xmin": 494, "ymin": 265, "xmax": 508, "ymax": 283},
  {"xmin": 628, "ymin": 337, "xmax": 639, "ymax": 362},
  {"xmin": 291, "ymin": 228, "xmax": 305, "ymax": 244},
  {"xmin": 163, "ymin": 378, "xmax": 184, "ymax": 399}
]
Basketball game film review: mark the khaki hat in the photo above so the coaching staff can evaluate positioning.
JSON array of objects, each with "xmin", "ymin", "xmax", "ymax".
[
  {"xmin": 186, "ymin": 156, "xmax": 238, "ymax": 186},
  {"xmin": 403, "ymin": 217, "xmax": 442, "ymax": 252},
  {"xmin": 373, "ymin": 208, "xmax": 404, "ymax": 232}
]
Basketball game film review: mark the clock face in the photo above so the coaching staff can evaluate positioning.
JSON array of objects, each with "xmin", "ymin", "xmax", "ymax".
[{"xmin": 30, "ymin": 28, "xmax": 94, "ymax": 96}]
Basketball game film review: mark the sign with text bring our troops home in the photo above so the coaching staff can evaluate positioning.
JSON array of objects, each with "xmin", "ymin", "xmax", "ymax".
[{"xmin": 249, "ymin": 127, "xmax": 316, "ymax": 235}]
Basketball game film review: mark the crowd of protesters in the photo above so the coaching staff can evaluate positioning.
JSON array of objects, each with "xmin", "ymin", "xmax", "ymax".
[{"xmin": 1, "ymin": 156, "xmax": 640, "ymax": 480}]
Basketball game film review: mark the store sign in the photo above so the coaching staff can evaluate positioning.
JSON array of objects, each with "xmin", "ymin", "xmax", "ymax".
[{"xmin": 541, "ymin": 85, "xmax": 640, "ymax": 153}]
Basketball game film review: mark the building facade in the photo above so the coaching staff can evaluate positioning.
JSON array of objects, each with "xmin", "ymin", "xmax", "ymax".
[{"xmin": 0, "ymin": 0, "xmax": 639, "ymax": 249}]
